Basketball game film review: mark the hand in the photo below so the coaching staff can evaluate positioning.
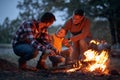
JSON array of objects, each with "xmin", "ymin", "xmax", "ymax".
[
  {"xmin": 68, "ymin": 46, "xmax": 73, "ymax": 53},
  {"xmin": 44, "ymin": 49, "xmax": 56, "ymax": 56},
  {"xmin": 44, "ymin": 49, "xmax": 51, "ymax": 54},
  {"xmin": 55, "ymin": 50, "xmax": 60, "ymax": 55},
  {"xmin": 63, "ymin": 38, "xmax": 69, "ymax": 45},
  {"xmin": 50, "ymin": 50, "xmax": 56, "ymax": 56},
  {"xmin": 63, "ymin": 38, "xmax": 72, "ymax": 47}
]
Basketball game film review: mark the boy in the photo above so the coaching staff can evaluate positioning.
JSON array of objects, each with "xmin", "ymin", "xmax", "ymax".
[
  {"xmin": 50, "ymin": 27, "xmax": 73, "ymax": 65},
  {"xmin": 37, "ymin": 28, "xmax": 65, "ymax": 68}
]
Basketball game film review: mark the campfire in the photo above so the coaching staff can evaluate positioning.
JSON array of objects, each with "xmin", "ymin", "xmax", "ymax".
[
  {"xmin": 69, "ymin": 40, "xmax": 110, "ymax": 74},
  {"xmin": 82, "ymin": 49, "xmax": 109, "ymax": 74},
  {"xmin": 52, "ymin": 40, "xmax": 110, "ymax": 75}
]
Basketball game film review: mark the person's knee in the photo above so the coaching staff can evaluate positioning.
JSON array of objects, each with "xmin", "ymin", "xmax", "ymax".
[
  {"xmin": 79, "ymin": 39, "xmax": 86, "ymax": 45},
  {"xmin": 79, "ymin": 40, "xmax": 88, "ymax": 48},
  {"xmin": 59, "ymin": 57, "xmax": 65, "ymax": 63},
  {"xmin": 61, "ymin": 49, "xmax": 72, "ymax": 57},
  {"xmin": 13, "ymin": 46, "xmax": 22, "ymax": 56},
  {"xmin": 24, "ymin": 50, "xmax": 35, "ymax": 60}
]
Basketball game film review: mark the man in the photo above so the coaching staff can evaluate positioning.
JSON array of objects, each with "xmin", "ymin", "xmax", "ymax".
[
  {"xmin": 62, "ymin": 9, "xmax": 92, "ymax": 61},
  {"xmin": 12, "ymin": 12, "xmax": 57, "ymax": 71}
]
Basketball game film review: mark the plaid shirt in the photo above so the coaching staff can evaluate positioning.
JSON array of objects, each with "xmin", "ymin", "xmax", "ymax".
[
  {"xmin": 12, "ymin": 20, "xmax": 46, "ymax": 51},
  {"xmin": 37, "ymin": 32, "xmax": 56, "ymax": 52}
]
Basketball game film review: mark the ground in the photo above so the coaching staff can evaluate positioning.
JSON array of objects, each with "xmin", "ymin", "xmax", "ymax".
[{"xmin": 0, "ymin": 45, "xmax": 120, "ymax": 80}]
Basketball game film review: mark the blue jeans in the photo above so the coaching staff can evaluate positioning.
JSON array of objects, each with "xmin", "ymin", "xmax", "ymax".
[{"xmin": 13, "ymin": 43, "xmax": 38, "ymax": 61}]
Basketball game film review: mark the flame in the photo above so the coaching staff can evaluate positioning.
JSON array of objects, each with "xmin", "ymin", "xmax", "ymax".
[
  {"xmin": 90, "ymin": 40, "xmax": 100, "ymax": 45},
  {"xmin": 65, "ymin": 40, "xmax": 109, "ymax": 75},
  {"xmin": 83, "ymin": 49, "xmax": 109, "ymax": 74},
  {"xmin": 66, "ymin": 67, "xmax": 81, "ymax": 72}
]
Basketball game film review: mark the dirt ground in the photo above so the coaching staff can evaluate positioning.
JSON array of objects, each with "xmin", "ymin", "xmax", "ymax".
[{"xmin": 0, "ymin": 47, "xmax": 120, "ymax": 80}]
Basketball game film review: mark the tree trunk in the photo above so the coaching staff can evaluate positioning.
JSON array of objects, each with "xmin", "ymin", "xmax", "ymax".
[{"xmin": 108, "ymin": 18, "xmax": 118, "ymax": 45}]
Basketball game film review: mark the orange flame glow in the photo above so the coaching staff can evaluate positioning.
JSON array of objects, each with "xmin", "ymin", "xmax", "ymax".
[
  {"xmin": 66, "ymin": 40, "xmax": 109, "ymax": 75},
  {"xmin": 90, "ymin": 40, "xmax": 100, "ymax": 45},
  {"xmin": 83, "ymin": 49, "xmax": 109, "ymax": 74}
]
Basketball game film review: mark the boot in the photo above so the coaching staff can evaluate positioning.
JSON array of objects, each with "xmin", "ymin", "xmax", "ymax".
[
  {"xmin": 36, "ymin": 54, "xmax": 48, "ymax": 70},
  {"xmin": 18, "ymin": 58, "xmax": 27, "ymax": 70},
  {"xmin": 19, "ymin": 58, "xmax": 39, "ymax": 71}
]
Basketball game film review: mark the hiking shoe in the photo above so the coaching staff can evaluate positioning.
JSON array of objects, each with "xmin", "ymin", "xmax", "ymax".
[
  {"xmin": 24, "ymin": 67, "xmax": 39, "ymax": 72},
  {"xmin": 36, "ymin": 61, "xmax": 48, "ymax": 70},
  {"xmin": 18, "ymin": 58, "xmax": 27, "ymax": 70}
]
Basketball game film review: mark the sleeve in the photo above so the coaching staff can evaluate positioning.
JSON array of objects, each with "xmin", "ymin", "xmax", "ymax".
[
  {"xmin": 24, "ymin": 22, "xmax": 46, "ymax": 51},
  {"xmin": 62, "ymin": 18, "xmax": 72, "ymax": 33},
  {"xmin": 49, "ymin": 34, "xmax": 54, "ymax": 45},
  {"xmin": 70, "ymin": 18, "xmax": 91, "ymax": 42},
  {"xmin": 39, "ymin": 33, "xmax": 56, "ymax": 51},
  {"xmin": 46, "ymin": 35, "xmax": 56, "ymax": 51}
]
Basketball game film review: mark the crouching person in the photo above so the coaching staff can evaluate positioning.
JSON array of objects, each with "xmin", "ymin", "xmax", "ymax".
[{"xmin": 12, "ymin": 12, "xmax": 57, "ymax": 71}]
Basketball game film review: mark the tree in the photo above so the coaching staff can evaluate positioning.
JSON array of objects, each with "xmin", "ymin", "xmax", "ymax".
[
  {"xmin": 1, "ymin": 0, "xmax": 120, "ymax": 45},
  {"xmin": 16, "ymin": 0, "xmax": 52, "ymax": 21},
  {"xmin": 0, "ymin": 17, "xmax": 11, "ymax": 43},
  {"xmin": 0, "ymin": 17, "xmax": 21, "ymax": 43},
  {"xmin": 86, "ymin": 0, "xmax": 120, "ymax": 44},
  {"xmin": 40, "ymin": 0, "xmax": 120, "ymax": 44}
]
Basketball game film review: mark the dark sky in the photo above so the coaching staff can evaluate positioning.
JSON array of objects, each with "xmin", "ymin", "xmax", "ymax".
[
  {"xmin": 0, "ymin": 0, "xmax": 65, "ymax": 25},
  {"xmin": 0, "ymin": 0, "xmax": 20, "ymax": 24}
]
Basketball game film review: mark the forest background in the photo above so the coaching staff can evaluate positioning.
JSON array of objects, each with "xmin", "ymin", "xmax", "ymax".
[{"xmin": 0, "ymin": 0, "xmax": 120, "ymax": 48}]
